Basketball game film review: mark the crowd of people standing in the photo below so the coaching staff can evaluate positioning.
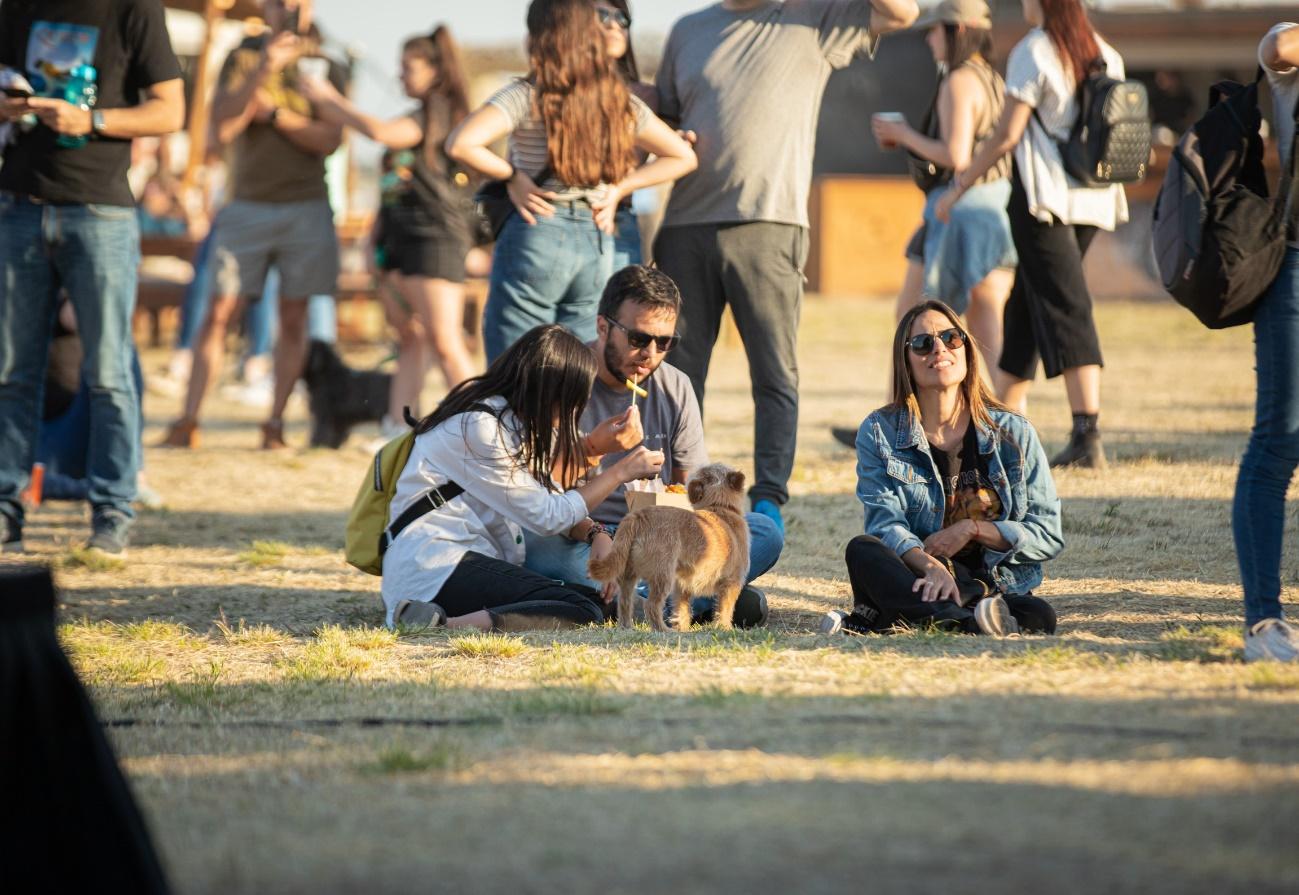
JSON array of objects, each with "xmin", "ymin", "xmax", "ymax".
[{"xmin": 0, "ymin": 0, "xmax": 1295, "ymax": 661}]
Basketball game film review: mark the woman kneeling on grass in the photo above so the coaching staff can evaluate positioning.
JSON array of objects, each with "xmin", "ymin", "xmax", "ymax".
[
  {"xmin": 382, "ymin": 324, "xmax": 663, "ymax": 632},
  {"xmin": 823, "ymin": 300, "xmax": 1063, "ymax": 638}
]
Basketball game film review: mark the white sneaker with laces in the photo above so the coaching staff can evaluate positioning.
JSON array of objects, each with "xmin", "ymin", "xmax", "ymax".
[{"xmin": 1244, "ymin": 618, "xmax": 1299, "ymax": 663}]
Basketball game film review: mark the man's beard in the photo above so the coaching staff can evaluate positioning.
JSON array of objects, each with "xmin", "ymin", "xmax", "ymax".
[{"xmin": 603, "ymin": 341, "xmax": 659, "ymax": 384}]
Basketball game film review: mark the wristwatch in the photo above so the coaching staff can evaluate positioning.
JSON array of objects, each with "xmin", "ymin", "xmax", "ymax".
[{"xmin": 90, "ymin": 109, "xmax": 106, "ymax": 136}]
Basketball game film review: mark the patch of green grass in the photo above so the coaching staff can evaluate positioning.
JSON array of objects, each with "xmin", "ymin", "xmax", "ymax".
[
  {"xmin": 1246, "ymin": 663, "xmax": 1299, "ymax": 692},
  {"xmin": 120, "ymin": 619, "xmax": 200, "ymax": 645},
  {"xmin": 59, "ymin": 546, "xmax": 126, "ymax": 572},
  {"xmin": 92, "ymin": 654, "xmax": 165, "ymax": 686},
  {"xmin": 238, "ymin": 540, "xmax": 292, "ymax": 567},
  {"xmin": 1156, "ymin": 625, "xmax": 1241, "ymax": 664},
  {"xmin": 214, "ymin": 618, "xmax": 292, "ymax": 646},
  {"xmin": 690, "ymin": 630, "xmax": 778, "ymax": 660},
  {"xmin": 277, "ymin": 628, "xmax": 380, "ymax": 683},
  {"xmin": 1000, "ymin": 644, "xmax": 1101, "ymax": 669},
  {"xmin": 361, "ymin": 740, "xmax": 464, "ymax": 776},
  {"xmin": 504, "ymin": 686, "xmax": 623, "ymax": 718},
  {"xmin": 163, "ymin": 661, "xmax": 244, "ymax": 709},
  {"xmin": 534, "ymin": 645, "xmax": 614, "ymax": 687},
  {"xmin": 449, "ymin": 633, "xmax": 529, "ymax": 659},
  {"xmin": 689, "ymin": 684, "xmax": 765, "ymax": 708}
]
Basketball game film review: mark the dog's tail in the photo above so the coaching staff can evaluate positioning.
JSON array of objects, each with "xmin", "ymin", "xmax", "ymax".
[{"xmin": 587, "ymin": 513, "xmax": 641, "ymax": 584}]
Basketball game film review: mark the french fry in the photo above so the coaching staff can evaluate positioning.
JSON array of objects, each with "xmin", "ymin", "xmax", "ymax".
[{"xmin": 625, "ymin": 377, "xmax": 647, "ymax": 409}]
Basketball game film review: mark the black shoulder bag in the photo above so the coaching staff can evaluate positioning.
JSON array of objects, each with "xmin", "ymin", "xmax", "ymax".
[{"xmin": 474, "ymin": 164, "xmax": 554, "ymax": 242}]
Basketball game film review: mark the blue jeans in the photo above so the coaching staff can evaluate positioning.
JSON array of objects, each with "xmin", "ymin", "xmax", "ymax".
[
  {"xmin": 0, "ymin": 195, "xmax": 140, "ymax": 523},
  {"xmin": 38, "ymin": 351, "xmax": 145, "ymax": 502},
  {"xmin": 613, "ymin": 205, "xmax": 642, "ymax": 271},
  {"xmin": 523, "ymin": 512, "xmax": 784, "ymax": 617},
  {"xmin": 1233, "ymin": 247, "xmax": 1299, "ymax": 627},
  {"xmin": 483, "ymin": 204, "xmax": 613, "ymax": 362}
]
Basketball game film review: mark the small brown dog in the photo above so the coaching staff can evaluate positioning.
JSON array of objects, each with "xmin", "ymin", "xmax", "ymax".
[{"xmin": 589, "ymin": 464, "xmax": 750, "ymax": 632}]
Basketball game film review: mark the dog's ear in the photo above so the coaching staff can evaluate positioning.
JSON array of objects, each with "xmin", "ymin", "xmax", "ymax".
[
  {"xmin": 687, "ymin": 480, "xmax": 705, "ymax": 504},
  {"xmin": 725, "ymin": 470, "xmax": 746, "ymax": 492}
]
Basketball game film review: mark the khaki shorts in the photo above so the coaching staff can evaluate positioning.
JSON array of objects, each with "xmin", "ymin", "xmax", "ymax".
[{"xmin": 211, "ymin": 198, "xmax": 339, "ymax": 299}]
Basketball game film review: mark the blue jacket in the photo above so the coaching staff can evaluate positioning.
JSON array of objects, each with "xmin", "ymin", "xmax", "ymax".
[{"xmin": 855, "ymin": 405, "xmax": 1064, "ymax": 595}]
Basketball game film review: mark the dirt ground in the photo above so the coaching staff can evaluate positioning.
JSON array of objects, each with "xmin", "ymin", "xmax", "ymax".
[{"xmin": 11, "ymin": 297, "xmax": 1299, "ymax": 894}]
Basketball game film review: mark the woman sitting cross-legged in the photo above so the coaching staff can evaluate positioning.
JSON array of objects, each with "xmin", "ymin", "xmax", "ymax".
[
  {"xmin": 382, "ymin": 324, "xmax": 664, "ymax": 632},
  {"xmin": 823, "ymin": 300, "xmax": 1064, "ymax": 638}
]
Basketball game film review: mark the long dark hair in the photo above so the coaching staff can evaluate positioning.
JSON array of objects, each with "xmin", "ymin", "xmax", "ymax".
[
  {"xmin": 416, "ymin": 325, "xmax": 597, "ymax": 490},
  {"xmin": 942, "ymin": 23, "xmax": 994, "ymax": 70},
  {"xmin": 609, "ymin": 0, "xmax": 640, "ymax": 83},
  {"xmin": 527, "ymin": 0, "xmax": 637, "ymax": 188},
  {"xmin": 403, "ymin": 25, "xmax": 471, "ymax": 165},
  {"xmin": 889, "ymin": 300, "xmax": 1007, "ymax": 434},
  {"xmin": 1039, "ymin": 0, "xmax": 1101, "ymax": 86}
]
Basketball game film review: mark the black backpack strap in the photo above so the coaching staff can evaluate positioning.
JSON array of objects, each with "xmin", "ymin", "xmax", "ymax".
[{"xmin": 378, "ymin": 480, "xmax": 466, "ymax": 557}]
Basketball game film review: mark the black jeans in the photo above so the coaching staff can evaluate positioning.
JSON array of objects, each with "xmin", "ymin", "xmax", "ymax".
[
  {"xmin": 437, "ymin": 552, "xmax": 606, "ymax": 627},
  {"xmin": 844, "ymin": 535, "xmax": 1057, "ymax": 634},
  {"xmin": 999, "ymin": 166, "xmax": 1102, "ymax": 381},
  {"xmin": 653, "ymin": 222, "xmax": 809, "ymax": 506}
]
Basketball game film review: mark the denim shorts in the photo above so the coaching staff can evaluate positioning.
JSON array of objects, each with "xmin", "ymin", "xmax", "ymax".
[{"xmin": 211, "ymin": 198, "xmax": 340, "ymax": 299}]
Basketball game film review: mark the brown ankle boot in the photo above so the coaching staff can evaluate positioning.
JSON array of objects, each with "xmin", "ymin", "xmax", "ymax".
[
  {"xmin": 260, "ymin": 419, "xmax": 288, "ymax": 450},
  {"xmin": 159, "ymin": 418, "xmax": 200, "ymax": 449}
]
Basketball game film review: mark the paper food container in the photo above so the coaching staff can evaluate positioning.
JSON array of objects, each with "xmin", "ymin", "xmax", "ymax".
[{"xmin": 625, "ymin": 489, "xmax": 693, "ymax": 514}]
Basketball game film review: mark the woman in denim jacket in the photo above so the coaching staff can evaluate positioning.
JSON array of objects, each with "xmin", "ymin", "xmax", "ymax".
[{"xmin": 822, "ymin": 300, "xmax": 1064, "ymax": 637}]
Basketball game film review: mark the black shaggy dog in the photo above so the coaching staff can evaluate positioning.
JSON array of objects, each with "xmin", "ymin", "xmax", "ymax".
[{"xmin": 301, "ymin": 341, "xmax": 391, "ymax": 448}]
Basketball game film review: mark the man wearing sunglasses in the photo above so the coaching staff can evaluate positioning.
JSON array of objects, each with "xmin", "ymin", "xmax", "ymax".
[
  {"xmin": 653, "ymin": 0, "xmax": 919, "ymax": 535},
  {"xmin": 524, "ymin": 265, "xmax": 784, "ymax": 628}
]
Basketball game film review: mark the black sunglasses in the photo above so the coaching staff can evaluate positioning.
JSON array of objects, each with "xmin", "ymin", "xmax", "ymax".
[
  {"xmin": 596, "ymin": 7, "xmax": 631, "ymax": 29},
  {"xmin": 604, "ymin": 315, "xmax": 679, "ymax": 352},
  {"xmin": 907, "ymin": 327, "xmax": 966, "ymax": 356}
]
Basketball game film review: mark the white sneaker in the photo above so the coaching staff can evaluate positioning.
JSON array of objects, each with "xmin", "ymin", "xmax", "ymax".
[
  {"xmin": 974, "ymin": 595, "xmax": 1020, "ymax": 638},
  {"xmin": 1244, "ymin": 618, "xmax": 1299, "ymax": 662}
]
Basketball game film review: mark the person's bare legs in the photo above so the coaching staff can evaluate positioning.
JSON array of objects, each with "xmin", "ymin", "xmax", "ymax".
[
  {"xmin": 403, "ymin": 275, "xmax": 476, "ymax": 388},
  {"xmin": 264, "ymin": 296, "xmax": 309, "ymax": 447},
  {"xmin": 965, "ymin": 267, "xmax": 1014, "ymax": 394},
  {"xmin": 184, "ymin": 292, "xmax": 243, "ymax": 421},
  {"xmin": 381, "ymin": 275, "xmax": 430, "ymax": 423},
  {"xmin": 445, "ymin": 610, "xmax": 492, "ymax": 631},
  {"xmin": 1000, "ymin": 375, "xmax": 1032, "ymax": 415},
  {"xmin": 1062, "ymin": 363, "xmax": 1101, "ymax": 415}
]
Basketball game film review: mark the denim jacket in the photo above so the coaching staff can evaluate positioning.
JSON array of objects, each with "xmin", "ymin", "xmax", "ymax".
[{"xmin": 855, "ymin": 406, "xmax": 1064, "ymax": 595}]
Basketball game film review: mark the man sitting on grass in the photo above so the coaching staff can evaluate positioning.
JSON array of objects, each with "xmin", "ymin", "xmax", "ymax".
[{"xmin": 524, "ymin": 265, "xmax": 784, "ymax": 627}]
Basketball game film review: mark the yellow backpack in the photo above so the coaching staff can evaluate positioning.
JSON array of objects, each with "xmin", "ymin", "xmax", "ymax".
[{"xmin": 344, "ymin": 431, "xmax": 417, "ymax": 575}]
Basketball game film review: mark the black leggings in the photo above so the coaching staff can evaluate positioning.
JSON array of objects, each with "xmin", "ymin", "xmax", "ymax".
[
  {"xmin": 436, "ymin": 551, "xmax": 606, "ymax": 627},
  {"xmin": 844, "ymin": 535, "xmax": 1057, "ymax": 634},
  {"xmin": 998, "ymin": 165, "xmax": 1102, "ymax": 382}
]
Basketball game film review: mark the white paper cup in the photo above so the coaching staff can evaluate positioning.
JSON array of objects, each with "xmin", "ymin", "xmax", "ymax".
[{"xmin": 872, "ymin": 112, "xmax": 906, "ymax": 149}]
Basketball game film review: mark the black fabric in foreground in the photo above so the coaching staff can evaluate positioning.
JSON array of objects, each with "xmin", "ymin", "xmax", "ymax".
[{"xmin": 0, "ymin": 565, "xmax": 170, "ymax": 894}]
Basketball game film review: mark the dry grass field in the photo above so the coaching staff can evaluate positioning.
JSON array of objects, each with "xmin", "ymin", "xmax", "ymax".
[{"xmin": 10, "ymin": 297, "xmax": 1299, "ymax": 893}]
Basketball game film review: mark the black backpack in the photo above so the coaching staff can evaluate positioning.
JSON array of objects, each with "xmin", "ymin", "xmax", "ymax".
[
  {"xmin": 1151, "ymin": 69, "xmax": 1298, "ymax": 329},
  {"xmin": 1039, "ymin": 60, "xmax": 1152, "ymax": 187}
]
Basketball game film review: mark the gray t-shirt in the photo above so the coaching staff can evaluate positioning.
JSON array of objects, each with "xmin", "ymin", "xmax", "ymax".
[
  {"xmin": 581, "ymin": 361, "xmax": 709, "ymax": 526},
  {"xmin": 657, "ymin": 1, "xmax": 878, "ymax": 229}
]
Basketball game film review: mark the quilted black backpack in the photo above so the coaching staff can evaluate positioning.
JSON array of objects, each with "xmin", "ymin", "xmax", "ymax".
[
  {"xmin": 1151, "ymin": 69, "xmax": 1298, "ymax": 329},
  {"xmin": 1039, "ymin": 59, "xmax": 1152, "ymax": 187}
]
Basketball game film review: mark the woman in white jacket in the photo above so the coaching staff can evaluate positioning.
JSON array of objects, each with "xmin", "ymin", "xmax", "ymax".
[{"xmin": 382, "ymin": 324, "xmax": 662, "ymax": 631}]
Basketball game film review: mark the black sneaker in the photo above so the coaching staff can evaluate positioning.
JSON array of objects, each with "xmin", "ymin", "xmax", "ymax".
[
  {"xmin": 86, "ymin": 510, "xmax": 131, "ymax": 556},
  {"xmin": 685, "ymin": 585, "xmax": 770, "ymax": 629},
  {"xmin": 820, "ymin": 606, "xmax": 880, "ymax": 636},
  {"xmin": 830, "ymin": 426, "xmax": 858, "ymax": 449},
  {"xmin": 1050, "ymin": 430, "xmax": 1107, "ymax": 470},
  {"xmin": 2, "ymin": 511, "xmax": 22, "ymax": 554}
]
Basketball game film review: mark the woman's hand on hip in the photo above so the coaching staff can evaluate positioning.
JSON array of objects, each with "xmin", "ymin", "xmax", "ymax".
[{"xmin": 507, "ymin": 171, "xmax": 558, "ymax": 225}]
